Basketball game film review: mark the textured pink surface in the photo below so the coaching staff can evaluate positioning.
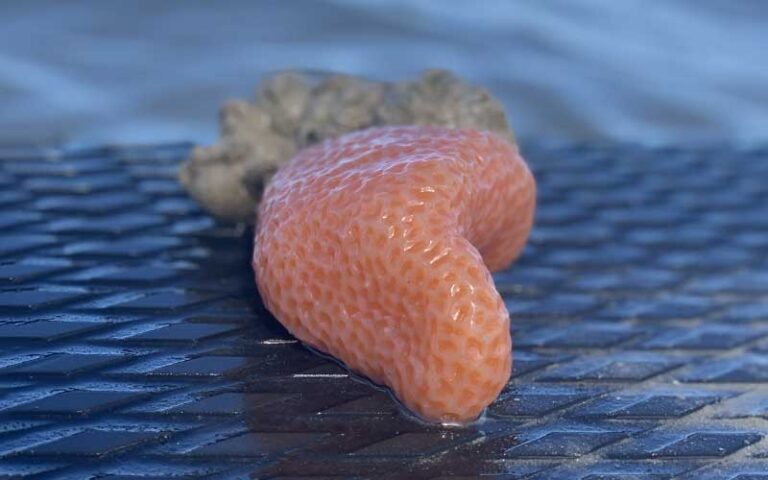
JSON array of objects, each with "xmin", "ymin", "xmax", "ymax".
[{"xmin": 253, "ymin": 126, "xmax": 536, "ymax": 422}]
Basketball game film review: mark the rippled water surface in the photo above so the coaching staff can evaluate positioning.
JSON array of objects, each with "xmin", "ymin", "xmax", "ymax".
[{"xmin": 1, "ymin": 0, "xmax": 765, "ymax": 146}]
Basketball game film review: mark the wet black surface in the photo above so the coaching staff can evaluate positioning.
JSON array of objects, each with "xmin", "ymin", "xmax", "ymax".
[{"xmin": 0, "ymin": 143, "xmax": 767, "ymax": 479}]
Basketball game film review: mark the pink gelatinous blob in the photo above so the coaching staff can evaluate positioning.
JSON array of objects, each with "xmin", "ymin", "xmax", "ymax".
[{"xmin": 253, "ymin": 126, "xmax": 536, "ymax": 423}]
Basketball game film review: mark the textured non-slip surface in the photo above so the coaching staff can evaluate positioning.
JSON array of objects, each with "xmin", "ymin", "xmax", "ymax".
[{"xmin": 0, "ymin": 143, "xmax": 767, "ymax": 479}]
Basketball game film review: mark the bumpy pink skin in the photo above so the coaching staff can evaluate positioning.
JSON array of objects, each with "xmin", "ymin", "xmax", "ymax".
[{"xmin": 253, "ymin": 126, "xmax": 536, "ymax": 423}]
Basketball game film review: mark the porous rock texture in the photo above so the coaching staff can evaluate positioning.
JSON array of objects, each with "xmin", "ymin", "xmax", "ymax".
[{"xmin": 179, "ymin": 69, "xmax": 515, "ymax": 222}]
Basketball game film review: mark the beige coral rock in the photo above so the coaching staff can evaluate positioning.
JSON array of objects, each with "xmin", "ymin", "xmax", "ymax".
[{"xmin": 179, "ymin": 69, "xmax": 515, "ymax": 223}]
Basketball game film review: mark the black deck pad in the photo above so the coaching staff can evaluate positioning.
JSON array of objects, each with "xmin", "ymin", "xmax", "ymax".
[{"xmin": 0, "ymin": 143, "xmax": 766, "ymax": 479}]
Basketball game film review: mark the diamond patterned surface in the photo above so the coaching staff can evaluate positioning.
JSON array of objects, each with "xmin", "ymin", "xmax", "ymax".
[{"xmin": 0, "ymin": 143, "xmax": 767, "ymax": 478}]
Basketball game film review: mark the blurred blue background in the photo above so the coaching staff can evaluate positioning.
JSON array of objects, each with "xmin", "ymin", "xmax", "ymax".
[{"xmin": 1, "ymin": 0, "xmax": 765, "ymax": 146}]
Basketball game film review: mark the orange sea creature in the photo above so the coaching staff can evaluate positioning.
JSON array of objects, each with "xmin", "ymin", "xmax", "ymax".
[{"xmin": 253, "ymin": 125, "xmax": 536, "ymax": 423}]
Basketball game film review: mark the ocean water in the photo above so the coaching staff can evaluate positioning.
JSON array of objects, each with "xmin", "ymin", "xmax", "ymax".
[{"xmin": 1, "ymin": 0, "xmax": 766, "ymax": 147}]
